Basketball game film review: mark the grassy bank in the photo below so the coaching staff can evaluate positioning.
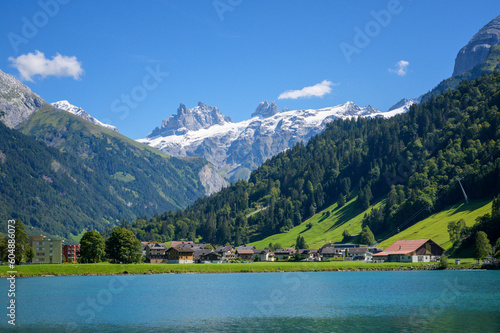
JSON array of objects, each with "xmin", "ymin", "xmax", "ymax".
[{"xmin": 0, "ymin": 259, "xmax": 477, "ymax": 277}]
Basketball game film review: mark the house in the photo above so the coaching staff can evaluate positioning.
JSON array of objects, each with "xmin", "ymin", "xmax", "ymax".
[
  {"xmin": 298, "ymin": 249, "xmax": 319, "ymax": 261},
  {"xmin": 166, "ymin": 246, "xmax": 194, "ymax": 264},
  {"xmin": 372, "ymin": 239, "xmax": 445, "ymax": 263},
  {"xmin": 215, "ymin": 245, "xmax": 236, "ymax": 262},
  {"xmin": 319, "ymin": 247, "xmax": 343, "ymax": 260},
  {"xmin": 236, "ymin": 248, "xmax": 254, "ymax": 261},
  {"xmin": 200, "ymin": 251, "xmax": 223, "ymax": 263},
  {"xmin": 274, "ymin": 248, "xmax": 296, "ymax": 260},
  {"xmin": 348, "ymin": 247, "xmax": 372, "ymax": 261},
  {"xmin": 193, "ymin": 249, "xmax": 213, "ymax": 263},
  {"xmin": 145, "ymin": 243, "xmax": 168, "ymax": 263},
  {"xmin": 253, "ymin": 249, "xmax": 274, "ymax": 262},
  {"xmin": 62, "ymin": 244, "xmax": 80, "ymax": 263},
  {"xmin": 30, "ymin": 236, "xmax": 63, "ymax": 264}
]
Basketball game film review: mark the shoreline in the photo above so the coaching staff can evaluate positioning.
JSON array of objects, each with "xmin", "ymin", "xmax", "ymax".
[{"xmin": 0, "ymin": 260, "xmax": 485, "ymax": 278}]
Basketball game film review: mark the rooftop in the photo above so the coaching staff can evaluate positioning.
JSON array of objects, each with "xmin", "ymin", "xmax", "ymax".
[{"xmin": 373, "ymin": 239, "xmax": 437, "ymax": 256}]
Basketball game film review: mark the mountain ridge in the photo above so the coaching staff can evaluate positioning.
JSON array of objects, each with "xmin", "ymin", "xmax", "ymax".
[
  {"xmin": 51, "ymin": 100, "xmax": 119, "ymax": 132},
  {"xmin": 139, "ymin": 100, "xmax": 410, "ymax": 182}
]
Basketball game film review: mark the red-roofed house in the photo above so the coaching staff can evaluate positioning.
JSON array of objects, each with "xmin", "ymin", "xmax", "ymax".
[{"xmin": 373, "ymin": 239, "xmax": 445, "ymax": 263}]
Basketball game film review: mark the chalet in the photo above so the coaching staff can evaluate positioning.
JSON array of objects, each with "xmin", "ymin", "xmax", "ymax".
[
  {"xmin": 348, "ymin": 247, "xmax": 372, "ymax": 261},
  {"xmin": 166, "ymin": 246, "xmax": 194, "ymax": 264},
  {"xmin": 193, "ymin": 249, "xmax": 213, "ymax": 263},
  {"xmin": 274, "ymin": 248, "xmax": 296, "ymax": 260},
  {"xmin": 372, "ymin": 239, "xmax": 445, "ymax": 263},
  {"xmin": 200, "ymin": 251, "xmax": 223, "ymax": 263},
  {"xmin": 319, "ymin": 247, "xmax": 343, "ymax": 260},
  {"xmin": 253, "ymin": 249, "xmax": 274, "ymax": 262},
  {"xmin": 236, "ymin": 248, "xmax": 254, "ymax": 261},
  {"xmin": 215, "ymin": 245, "xmax": 236, "ymax": 262},
  {"xmin": 298, "ymin": 249, "xmax": 319, "ymax": 261},
  {"xmin": 145, "ymin": 243, "xmax": 167, "ymax": 263}
]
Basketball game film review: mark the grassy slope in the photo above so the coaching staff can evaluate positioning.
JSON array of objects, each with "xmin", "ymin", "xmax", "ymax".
[
  {"xmin": 378, "ymin": 198, "xmax": 493, "ymax": 250},
  {"xmin": 250, "ymin": 196, "xmax": 385, "ymax": 249},
  {"xmin": 0, "ymin": 259, "xmax": 477, "ymax": 277},
  {"xmin": 250, "ymin": 193, "xmax": 493, "ymax": 253}
]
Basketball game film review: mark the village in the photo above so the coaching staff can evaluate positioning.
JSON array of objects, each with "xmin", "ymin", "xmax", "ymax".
[
  {"xmin": 141, "ymin": 238, "xmax": 446, "ymax": 264},
  {"xmin": 28, "ymin": 233, "xmax": 447, "ymax": 265}
]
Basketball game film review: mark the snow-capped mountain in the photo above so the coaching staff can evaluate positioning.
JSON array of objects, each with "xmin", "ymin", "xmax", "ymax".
[
  {"xmin": 139, "ymin": 100, "xmax": 407, "ymax": 182},
  {"xmin": 51, "ymin": 100, "xmax": 119, "ymax": 132},
  {"xmin": 148, "ymin": 102, "xmax": 231, "ymax": 137}
]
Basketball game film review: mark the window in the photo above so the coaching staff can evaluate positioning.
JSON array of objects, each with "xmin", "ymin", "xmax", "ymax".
[{"xmin": 42, "ymin": 242, "xmax": 45, "ymax": 245}]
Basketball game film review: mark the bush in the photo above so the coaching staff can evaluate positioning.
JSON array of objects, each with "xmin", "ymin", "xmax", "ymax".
[{"xmin": 438, "ymin": 255, "xmax": 449, "ymax": 269}]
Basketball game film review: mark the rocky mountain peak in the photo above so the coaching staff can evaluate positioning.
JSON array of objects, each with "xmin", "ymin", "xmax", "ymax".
[
  {"xmin": 0, "ymin": 69, "xmax": 46, "ymax": 128},
  {"xmin": 453, "ymin": 15, "xmax": 500, "ymax": 76},
  {"xmin": 149, "ymin": 102, "xmax": 232, "ymax": 138},
  {"xmin": 251, "ymin": 101, "xmax": 279, "ymax": 118}
]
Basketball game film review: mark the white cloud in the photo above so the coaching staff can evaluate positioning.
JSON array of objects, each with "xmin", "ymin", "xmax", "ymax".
[
  {"xmin": 8, "ymin": 50, "xmax": 84, "ymax": 81},
  {"xmin": 389, "ymin": 60, "xmax": 409, "ymax": 76},
  {"xmin": 278, "ymin": 80, "xmax": 337, "ymax": 100}
]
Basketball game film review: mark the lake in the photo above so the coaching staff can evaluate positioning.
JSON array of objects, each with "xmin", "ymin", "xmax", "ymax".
[{"xmin": 1, "ymin": 270, "xmax": 499, "ymax": 332}]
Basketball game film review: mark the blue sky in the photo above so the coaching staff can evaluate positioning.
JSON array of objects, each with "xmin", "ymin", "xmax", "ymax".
[{"xmin": 0, "ymin": 1, "xmax": 499, "ymax": 139}]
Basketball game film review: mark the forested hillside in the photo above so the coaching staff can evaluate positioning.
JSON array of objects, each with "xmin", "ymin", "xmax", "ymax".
[
  {"xmin": 0, "ymin": 105, "xmax": 209, "ymax": 239},
  {"xmin": 121, "ymin": 72, "xmax": 500, "ymax": 246}
]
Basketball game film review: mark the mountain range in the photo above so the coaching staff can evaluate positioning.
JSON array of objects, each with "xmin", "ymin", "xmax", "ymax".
[{"xmin": 138, "ymin": 100, "xmax": 411, "ymax": 182}]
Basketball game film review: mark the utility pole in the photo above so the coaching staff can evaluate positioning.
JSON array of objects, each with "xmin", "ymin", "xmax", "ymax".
[{"xmin": 456, "ymin": 177, "xmax": 469, "ymax": 204}]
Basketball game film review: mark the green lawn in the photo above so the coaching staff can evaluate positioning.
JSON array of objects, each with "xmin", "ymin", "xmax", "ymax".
[
  {"xmin": 250, "ymin": 196, "xmax": 384, "ymax": 249},
  {"xmin": 0, "ymin": 260, "xmax": 477, "ymax": 277},
  {"xmin": 378, "ymin": 198, "xmax": 493, "ymax": 250}
]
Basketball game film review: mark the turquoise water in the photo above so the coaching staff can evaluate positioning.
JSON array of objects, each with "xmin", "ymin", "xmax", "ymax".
[{"xmin": 1, "ymin": 270, "xmax": 499, "ymax": 332}]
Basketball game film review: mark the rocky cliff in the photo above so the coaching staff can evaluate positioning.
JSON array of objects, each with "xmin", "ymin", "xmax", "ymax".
[{"xmin": 453, "ymin": 15, "xmax": 500, "ymax": 76}]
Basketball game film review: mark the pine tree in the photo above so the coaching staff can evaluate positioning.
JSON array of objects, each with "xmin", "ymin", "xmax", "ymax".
[
  {"xmin": 337, "ymin": 194, "xmax": 346, "ymax": 208},
  {"xmin": 359, "ymin": 225, "xmax": 375, "ymax": 245},
  {"xmin": 295, "ymin": 235, "xmax": 308, "ymax": 250}
]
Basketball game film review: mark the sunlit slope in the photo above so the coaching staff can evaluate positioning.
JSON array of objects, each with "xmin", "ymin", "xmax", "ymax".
[
  {"xmin": 378, "ymin": 199, "xmax": 493, "ymax": 250},
  {"xmin": 250, "ymin": 196, "xmax": 385, "ymax": 249},
  {"xmin": 251, "ymin": 197, "xmax": 493, "ymax": 251}
]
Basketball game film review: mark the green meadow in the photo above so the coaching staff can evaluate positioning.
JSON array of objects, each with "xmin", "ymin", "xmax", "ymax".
[{"xmin": 0, "ymin": 259, "xmax": 477, "ymax": 278}]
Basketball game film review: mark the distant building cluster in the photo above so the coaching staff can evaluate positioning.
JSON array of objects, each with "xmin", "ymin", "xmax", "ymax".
[
  {"xmin": 141, "ymin": 239, "xmax": 445, "ymax": 264},
  {"xmin": 27, "ymin": 234, "xmax": 445, "ymax": 265},
  {"xmin": 29, "ymin": 235, "xmax": 80, "ymax": 264}
]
